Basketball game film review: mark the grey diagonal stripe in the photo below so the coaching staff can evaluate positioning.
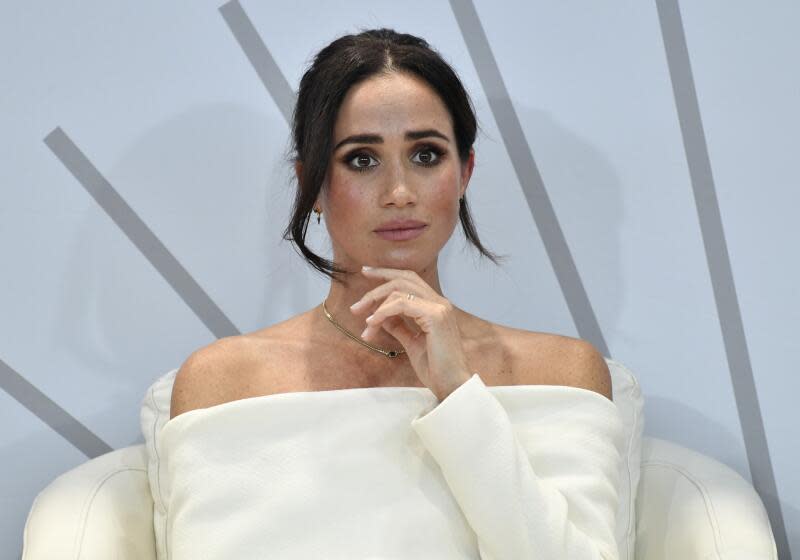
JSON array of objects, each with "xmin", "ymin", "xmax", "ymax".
[
  {"xmin": 44, "ymin": 127, "xmax": 240, "ymax": 340},
  {"xmin": 0, "ymin": 357, "xmax": 111, "ymax": 458},
  {"xmin": 449, "ymin": 0, "xmax": 608, "ymax": 357},
  {"xmin": 220, "ymin": 0, "xmax": 297, "ymax": 124},
  {"xmin": 655, "ymin": 0, "xmax": 789, "ymax": 557}
]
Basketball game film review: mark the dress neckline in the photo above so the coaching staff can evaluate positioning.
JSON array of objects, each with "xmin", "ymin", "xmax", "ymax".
[{"xmin": 162, "ymin": 380, "xmax": 615, "ymax": 431}]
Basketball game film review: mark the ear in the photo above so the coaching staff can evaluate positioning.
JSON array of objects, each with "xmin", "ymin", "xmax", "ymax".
[{"xmin": 460, "ymin": 148, "xmax": 475, "ymax": 199}]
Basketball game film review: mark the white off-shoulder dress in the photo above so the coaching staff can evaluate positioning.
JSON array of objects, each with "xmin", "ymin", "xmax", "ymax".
[{"xmin": 157, "ymin": 373, "xmax": 624, "ymax": 560}]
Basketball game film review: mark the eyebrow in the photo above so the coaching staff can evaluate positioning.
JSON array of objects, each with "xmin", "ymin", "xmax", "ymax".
[{"xmin": 333, "ymin": 129, "xmax": 450, "ymax": 152}]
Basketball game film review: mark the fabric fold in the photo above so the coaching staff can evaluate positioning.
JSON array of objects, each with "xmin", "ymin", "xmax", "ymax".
[
  {"xmin": 156, "ymin": 377, "xmax": 625, "ymax": 560},
  {"xmin": 411, "ymin": 373, "xmax": 624, "ymax": 559}
]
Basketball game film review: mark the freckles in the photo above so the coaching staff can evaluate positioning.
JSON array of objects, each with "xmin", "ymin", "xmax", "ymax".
[
  {"xmin": 328, "ymin": 173, "xmax": 365, "ymax": 210},
  {"xmin": 429, "ymin": 170, "xmax": 460, "ymax": 206}
]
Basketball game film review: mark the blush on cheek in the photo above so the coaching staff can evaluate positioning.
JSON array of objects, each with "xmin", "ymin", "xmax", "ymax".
[
  {"xmin": 325, "ymin": 178, "xmax": 375, "ymax": 236},
  {"xmin": 429, "ymin": 175, "xmax": 460, "ymax": 209}
]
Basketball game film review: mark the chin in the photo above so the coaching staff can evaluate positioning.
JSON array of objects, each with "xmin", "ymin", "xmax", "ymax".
[{"xmin": 377, "ymin": 251, "xmax": 439, "ymax": 271}]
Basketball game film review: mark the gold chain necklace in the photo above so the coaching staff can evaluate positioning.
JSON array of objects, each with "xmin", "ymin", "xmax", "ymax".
[{"xmin": 322, "ymin": 299, "xmax": 406, "ymax": 358}]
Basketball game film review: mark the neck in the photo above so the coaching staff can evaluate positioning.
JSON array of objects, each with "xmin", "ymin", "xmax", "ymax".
[{"xmin": 319, "ymin": 261, "xmax": 444, "ymax": 353}]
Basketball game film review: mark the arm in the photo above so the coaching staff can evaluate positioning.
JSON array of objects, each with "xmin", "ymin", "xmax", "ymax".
[{"xmin": 410, "ymin": 352, "xmax": 623, "ymax": 560}]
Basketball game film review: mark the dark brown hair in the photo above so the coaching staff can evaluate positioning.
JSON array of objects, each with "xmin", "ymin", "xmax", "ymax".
[{"xmin": 282, "ymin": 28, "xmax": 506, "ymax": 283}]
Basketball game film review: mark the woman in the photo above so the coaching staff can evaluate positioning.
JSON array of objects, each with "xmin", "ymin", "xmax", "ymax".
[{"xmin": 164, "ymin": 28, "xmax": 623, "ymax": 560}]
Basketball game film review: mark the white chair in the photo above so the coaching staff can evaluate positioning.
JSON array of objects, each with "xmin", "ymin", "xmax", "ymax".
[{"xmin": 22, "ymin": 361, "xmax": 778, "ymax": 560}]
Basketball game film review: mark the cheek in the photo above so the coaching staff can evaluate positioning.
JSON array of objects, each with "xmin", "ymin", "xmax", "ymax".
[
  {"xmin": 428, "ymin": 167, "xmax": 461, "ymax": 212},
  {"xmin": 325, "ymin": 164, "xmax": 460, "ymax": 221},
  {"xmin": 325, "ymin": 172, "xmax": 371, "ymax": 222}
]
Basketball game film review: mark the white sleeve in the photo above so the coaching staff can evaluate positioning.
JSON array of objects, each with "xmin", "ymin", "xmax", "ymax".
[{"xmin": 410, "ymin": 373, "xmax": 624, "ymax": 560}]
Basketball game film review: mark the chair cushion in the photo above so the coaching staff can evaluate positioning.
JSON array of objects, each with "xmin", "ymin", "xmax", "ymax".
[
  {"xmin": 140, "ymin": 356, "xmax": 644, "ymax": 560},
  {"xmin": 635, "ymin": 437, "xmax": 778, "ymax": 560},
  {"xmin": 23, "ymin": 445, "xmax": 156, "ymax": 560}
]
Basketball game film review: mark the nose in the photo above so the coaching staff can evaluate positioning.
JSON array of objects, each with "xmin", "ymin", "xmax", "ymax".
[{"xmin": 381, "ymin": 162, "xmax": 416, "ymax": 207}]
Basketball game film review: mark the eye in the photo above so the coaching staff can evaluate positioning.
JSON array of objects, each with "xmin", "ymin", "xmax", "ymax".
[
  {"xmin": 345, "ymin": 152, "xmax": 379, "ymax": 173},
  {"xmin": 411, "ymin": 146, "xmax": 444, "ymax": 167}
]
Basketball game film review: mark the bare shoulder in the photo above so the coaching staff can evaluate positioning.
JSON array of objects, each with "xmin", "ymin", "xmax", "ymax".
[
  {"xmin": 169, "ymin": 334, "xmax": 275, "ymax": 420},
  {"xmin": 503, "ymin": 326, "xmax": 613, "ymax": 402},
  {"xmin": 170, "ymin": 337, "xmax": 244, "ymax": 420}
]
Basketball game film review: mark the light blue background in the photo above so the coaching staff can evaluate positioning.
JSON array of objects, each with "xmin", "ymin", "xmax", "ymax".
[{"xmin": 2, "ymin": 1, "xmax": 797, "ymax": 557}]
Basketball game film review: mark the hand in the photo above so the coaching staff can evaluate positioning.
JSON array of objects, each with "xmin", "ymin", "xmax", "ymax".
[{"xmin": 350, "ymin": 266, "xmax": 473, "ymax": 401}]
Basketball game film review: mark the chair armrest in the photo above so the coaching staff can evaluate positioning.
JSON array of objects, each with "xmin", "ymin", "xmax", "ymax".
[
  {"xmin": 635, "ymin": 436, "xmax": 777, "ymax": 560},
  {"xmin": 23, "ymin": 444, "xmax": 156, "ymax": 560}
]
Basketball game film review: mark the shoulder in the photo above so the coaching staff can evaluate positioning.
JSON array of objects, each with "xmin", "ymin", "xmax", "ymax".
[
  {"xmin": 507, "ymin": 328, "xmax": 613, "ymax": 402},
  {"xmin": 169, "ymin": 335, "xmax": 270, "ymax": 420}
]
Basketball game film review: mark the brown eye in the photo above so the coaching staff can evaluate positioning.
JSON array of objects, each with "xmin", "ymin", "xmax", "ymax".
[
  {"xmin": 411, "ymin": 147, "xmax": 443, "ymax": 167},
  {"xmin": 346, "ymin": 152, "xmax": 378, "ymax": 172}
]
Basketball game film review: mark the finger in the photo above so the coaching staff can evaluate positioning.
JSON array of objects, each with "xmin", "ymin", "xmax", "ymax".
[
  {"xmin": 350, "ymin": 279, "xmax": 410, "ymax": 314},
  {"xmin": 351, "ymin": 281, "xmax": 401, "ymax": 314},
  {"xmin": 362, "ymin": 298, "xmax": 424, "ymax": 342},
  {"xmin": 380, "ymin": 316, "xmax": 418, "ymax": 346},
  {"xmin": 351, "ymin": 279, "xmax": 430, "ymax": 314},
  {"xmin": 360, "ymin": 267, "xmax": 430, "ymax": 291},
  {"xmin": 365, "ymin": 295, "xmax": 430, "ymax": 335},
  {"xmin": 360, "ymin": 266, "xmax": 413, "ymax": 279}
]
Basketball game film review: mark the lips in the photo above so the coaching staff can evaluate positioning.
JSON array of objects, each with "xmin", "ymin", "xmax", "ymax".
[
  {"xmin": 375, "ymin": 225, "xmax": 427, "ymax": 241},
  {"xmin": 374, "ymin": 220, "xmax": 427, "ymax": 232}
]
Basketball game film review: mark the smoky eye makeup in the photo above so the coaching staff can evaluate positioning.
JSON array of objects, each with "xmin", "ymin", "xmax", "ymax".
[
  {"xmin": 340, "ymin": 144, "xmax": 447, "ymax": 173},
  {"xmin": 341, "ymin": 150, "xmax": 378, "ymax": 173},
  {"xmin": 411, "ymin": 144, "xmax": 446, "ymax": 166}
]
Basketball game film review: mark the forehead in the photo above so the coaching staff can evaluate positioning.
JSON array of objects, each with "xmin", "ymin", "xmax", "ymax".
[{"xmin": 333, "ymin": 72, "xmax": 454, "ymax": 138}]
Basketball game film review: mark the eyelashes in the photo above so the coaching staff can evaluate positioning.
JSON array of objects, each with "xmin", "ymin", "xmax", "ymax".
[
  {"xmin": 344, "ymin": 152, "xmax": 377, "ymax": 172},
  {"xmin": 341, "ymin": 145, "xmax": 446, "ymax": 173}
]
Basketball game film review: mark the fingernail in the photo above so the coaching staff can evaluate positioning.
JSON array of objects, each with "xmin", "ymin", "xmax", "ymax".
[
  {"xmin": 349, "ymin": 300, "xmax": 360, "ymax": 309},
  {"xmin": 362, "ymin": 265, "xmax": 373, "ymax": 271},
  {"xmin": 365, "ymin": 314, "xmax": 374, "ymax": 322},
  {"xmin": 360, "ymin": 328, "xmax": 368, "ymax": 338}
]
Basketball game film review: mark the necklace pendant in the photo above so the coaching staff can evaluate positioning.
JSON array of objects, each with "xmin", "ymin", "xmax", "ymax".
[{"xmin": 387, "ymin": 350, "xmax": 398, "ymax": 358}]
